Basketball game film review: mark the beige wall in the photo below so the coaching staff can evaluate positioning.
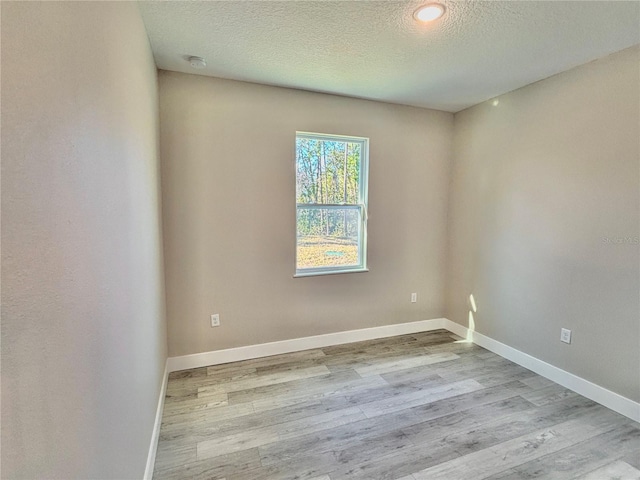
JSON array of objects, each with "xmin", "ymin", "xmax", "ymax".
[
  {"xmin": 159, "ymin": 71, "xmax": 453, "ymax": 357},
  {"xmin": 1, "ymin": 2, "xmax": 167, "ymax": 478},
  {"xmin": 3, "ymin": 5, "xmax": 636, "ymax": 477},
  {"xmin": 446, "ymin": 46, "xmax": 640, "ymax": 402}
]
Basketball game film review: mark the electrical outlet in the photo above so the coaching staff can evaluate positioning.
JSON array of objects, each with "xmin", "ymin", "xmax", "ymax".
[
  {"xmin": 411, "ymin": 293, "xmax": 417, "ymax": 303},
  {"xmin": 560, "ymin": 328, "xmax": 571, "ymax": 344},
  {"xmin": 211, "ymin": 314, "xmax": 220, "ymax": 327}
]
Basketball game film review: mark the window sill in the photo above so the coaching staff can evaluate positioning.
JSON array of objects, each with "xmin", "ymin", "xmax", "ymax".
[{"xmin": 294, "ymin": 268, "xmax": 369, "ymax": 278}]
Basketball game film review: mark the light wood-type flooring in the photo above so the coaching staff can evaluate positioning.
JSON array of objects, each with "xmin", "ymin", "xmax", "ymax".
[{"xmin": 153, "ymin": 329, "xmax": 640, "ymax": 480}]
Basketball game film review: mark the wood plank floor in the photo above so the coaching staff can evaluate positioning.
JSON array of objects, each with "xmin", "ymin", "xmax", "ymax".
[{"xmin": 153, "ymin": 329, "xmax": 640, "ymax": 480}]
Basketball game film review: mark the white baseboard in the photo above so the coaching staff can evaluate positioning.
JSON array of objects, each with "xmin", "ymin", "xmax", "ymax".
[
  {"xmin": 164, "ymin": 317, "xmax": 639, "ymax": 423},
  {"xmin": 144, "ymin": 359, "xmax": 169, "ymax": 480},
  {"xmin": 442, "ymin": 319, "xmax": 471, "ymax": 340},
  {"xmin": 442, "ymin": 319, "xmax": 640, "ymax": 423},
  {"xmin": 167, "ymin": 318, "xmax": 447, "ymax": 372}
]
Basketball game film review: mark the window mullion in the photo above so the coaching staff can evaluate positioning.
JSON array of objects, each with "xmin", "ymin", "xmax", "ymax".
[{"xmin": 295, "ymin": 132, "xmax": 368, "ymax": 276}]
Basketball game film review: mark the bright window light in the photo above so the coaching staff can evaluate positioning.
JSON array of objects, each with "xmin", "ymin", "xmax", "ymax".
[
  {"xmin": 295, "ymin": 132, "xmax": 369, "ymax": 277},
  {"xmin": 469, "ymin": 294, "xmax": 477, "ymax": 313}
]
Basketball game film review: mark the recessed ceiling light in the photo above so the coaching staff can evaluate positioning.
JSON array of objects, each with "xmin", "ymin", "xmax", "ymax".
[
  {"xmin": 188, "ymin": 56, "xmax": 207, "ymax": 69},
  {"xmin": 414, "ymin": 3, "xmax": 446, "ymax": 23}
]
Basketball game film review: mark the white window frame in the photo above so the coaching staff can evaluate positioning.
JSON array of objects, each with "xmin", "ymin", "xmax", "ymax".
[{"xmin": 294, "ymin": 132, "xmax": 369, "ymax": 277}]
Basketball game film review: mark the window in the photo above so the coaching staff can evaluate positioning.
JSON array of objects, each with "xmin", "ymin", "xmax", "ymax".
[{"xmin": 295, "ymin": 132, "xmax": 369, "ymax": 276}]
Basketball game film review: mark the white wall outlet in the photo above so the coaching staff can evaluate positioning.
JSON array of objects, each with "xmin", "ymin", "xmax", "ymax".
[
  {"xmin": 411, "ymin": 293, "xmax": 417, "ymax": 303},
  {"xmin": 560, "ymin": 328, "xmax": 571, "ymax": 344},
  {"xmin": 211, "ymin": 314, "xmax": 220, "ymax": 327}
]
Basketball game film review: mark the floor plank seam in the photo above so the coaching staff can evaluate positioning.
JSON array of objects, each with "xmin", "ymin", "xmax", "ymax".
[{"xmin": 152, "ymin": 330, "xmax": 640, "ymax": 480}]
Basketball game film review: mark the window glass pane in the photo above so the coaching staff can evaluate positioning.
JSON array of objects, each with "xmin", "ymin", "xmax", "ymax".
[
  {"xmin": 296, "ymin": 138, "xmax": 361, "ymax": 204},
  {"xmin": 296, "ymin": 208, "xmax": 360, "ymax": 270},
  {"xmin": 345, "ymin": 142, "xmax": 361, "ymax": 204}
]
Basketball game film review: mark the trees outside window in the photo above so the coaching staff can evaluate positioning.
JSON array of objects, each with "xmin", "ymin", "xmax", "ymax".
[{"xmin": 295, "ymin": 132, "xmax": 369, "ymax": 276}]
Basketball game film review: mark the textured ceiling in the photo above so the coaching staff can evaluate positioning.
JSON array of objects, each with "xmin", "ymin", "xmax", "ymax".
[{"xmin": 138, "ymin": 1, "xmax": 640, "ymax": 112}]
